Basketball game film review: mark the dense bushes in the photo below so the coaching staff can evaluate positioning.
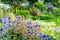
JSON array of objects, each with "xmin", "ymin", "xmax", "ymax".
[
  {"xmin": 1, "ymin": 0, "xmax": 60, "ymax": 20},
  {"xmin": 30, "ymin": 7, "xmax": 41, "ymax": 16},
  {"xmin": 40, "ymin": 15, "xmax": 53, "ymax": 20},
  {"xmin": 9, "ymin": 0, "xmax": 60, "ymax": 20},
  {"xmin": 54, "ymin": 8, "xmax": 60, "ymax": 15},
  {"xmin": 15, "ymin": 10, "xmax": 30, "ymax": 18},
  {"xmin": 33, "ymin": 2, "xmax": 45, "ymax": 11}
]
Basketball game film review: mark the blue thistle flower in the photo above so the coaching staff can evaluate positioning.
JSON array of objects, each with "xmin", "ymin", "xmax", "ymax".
[
  {"xmin": 37, "ymin": 32, "xmax": 42, "ymax": 36},
  {"xmin": 34, "ymin": 24, "xmax": 40, "ymax": 28},
  {"xmin": 13, "ymin": 21, "xmax": 17, "ymax": 24},
  {"xmin": 48, "ymin": 37, "xmax": 52, "ymax": 40},
  {"xmin": 27, "ymin": 20, "xmax": 31, "ymax": 25},
  {"xmin": 8, "ymin": 17, "xmax": 10, "ymax": 19},
  {"xmin": 4, "ymin": 16, "xmax": 10, "ymax": 21},
  {"xmin": 42, "ymin": 34, "xmax": 46, "ymax": 38},
  {"xmin": 0, "ymin": 28, "xmax": 3, "ymax": 31},
  {"xmin": 26, "ymin": 25, "xmax": 32, "ymax": 30},
  {"xmin": 41, "ymin": 34, "xmax": 52, "ymax": 40},
  {"xmin": 16, "ymin": 16, "xmax": 22, "ymax": 19},
  {"xmin": 4, "ymin": 27, "xmax": 9, "ymax": 30},
  {"xmin": 4, "ymin": 23, "xmax": 10, "ymax": 30},
  {"xmin": 2, "ymin": 17, "xmax": 10, "ymax": 31},
  {"xmin": 2, "ymin": 19, "xmax": 6, "ymax": 24}
]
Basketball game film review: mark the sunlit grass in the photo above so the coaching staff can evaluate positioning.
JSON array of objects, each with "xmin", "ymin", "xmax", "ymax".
[{"xmin": 43, "ymin": 16, "xmax": 60, "ymax": 26}]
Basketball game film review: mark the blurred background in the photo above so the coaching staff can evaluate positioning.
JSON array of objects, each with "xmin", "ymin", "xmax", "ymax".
[{"xmin": 0, "ymin": 0, "xmax": 60, "ymax": 40}]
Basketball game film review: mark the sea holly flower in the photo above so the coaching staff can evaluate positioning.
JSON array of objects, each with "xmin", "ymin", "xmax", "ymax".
[
  {"xmin": 0, "ymin": 28, "xmax": 3, "ymax": 32},
  {"xmin": 48, "ymin": 37, "xmax": 52, "ymax": 40},
  {"xmin": 27, "ymin": 20, "xmax": 32, "ymax": 25},
  {"xmin": 17, "ymin": 21, "xmax": 23, "ymax": 26},
  {"xmin": 16, "ymin": 17, "xmax": 23, "ymax": 26},
  {"xmin": 36, "ymin": 31, "xmax": 42, "ymax": 36},
  {"xmin": 3, "ymin": 25, "xmax": 9, "ymax": 30},
  {"xmin": 16, "ymin": 16, "xmax": 22, "ymax": 21},
  {"xmin": 4, "ymin": 16, "xmax": 10, "ymax": 20},
  {"xmin": 2, "ymin": 19, "xmax": 6, "ymax": 24},
  {"xmin": 26, "ymin": 26, "xmax": 34, "ymax": 35},
  {"xmin": 16, "ymin": 16, "xmax": 22, "ymax": 19},
  {"xmin": 26, "ymin": 25, "xmax": 32, "ymax": 29},
  {"xmin": 26, "ymin": 30, "xmax": 34, "ymax": 35},
  {"xmin": 42, "ymin": 34, "xmax": 47, "ymax": 38},
  {"xmin": 4, "ymin": 16, "xmax": 10, "ymax": 21},
  {"xmin": 0, "ymin": 16, "xmax": 10, "ymax": 37},
  {"xmin": 41, "ymin": 34, "xmax": 52, "ymax": 40},
  {"xmin": 9, "ymin": 22, "xmax": 13, "ymax": 27},
  {"xmin": 2, "ymin": 17, "xmax": 10, "ymax": 25},
  {"xmin": 13, "ymin": 21, "xmax": 17, "ymax": 25},
  {"xmin": 14, "ymin": 27, "xmax": 19, "ymax": 31},
  {"xmin": 34, "ymin": 24, "xmax": 40, "ymax": 28},
  {"xmin": 2, "ymin": 17, "xmax": 10, "ymax": 31}
]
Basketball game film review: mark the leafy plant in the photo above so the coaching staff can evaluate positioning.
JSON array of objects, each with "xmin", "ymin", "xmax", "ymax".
[{"xmin": 33, "ymin": 2, "xmax": 45, "ymax": 11}]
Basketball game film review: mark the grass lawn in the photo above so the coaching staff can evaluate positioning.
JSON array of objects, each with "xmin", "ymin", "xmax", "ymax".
[{"xmin": 43, "ymin": 16, "xmax": 60, "ymax": 26}]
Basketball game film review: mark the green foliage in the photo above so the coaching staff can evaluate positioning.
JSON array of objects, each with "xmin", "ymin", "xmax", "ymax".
[
  {"xmin": 44, "ymin": 16, "xmax": 60, "ymax": 26},
  {"xmin": 10, "ymin": 8, "xmax": 15, "ymax": 12},
  {"xmin": 20, "ymin": 0, "xmax": 27, "ymax": 2},
  {"xmin": 1, "ymin": 0, "xmax": 21, "ymax": 5},
  {"xmin": 44, "ymin": 0, "xmax": 52, "ymax": 3},
  {"xmin": 32, "ymin": 16, "xmax": 39, "ymax": 20},
  {"xmin": 33, "ymin": 2, "xmax": 45, "ymax": 11},
  {"xmin": 16, "ymin": 10, "xmax": 30, "ymax": 18},
  {"xmin": 27, "ymin": 0, "xmax": 37, "ymax": 4},
  {"xmin": 0, "ymin": 23, "xmax": 4, "ymax": 28},
  {"xmin": 40, "ymin": 15, "xmax": 53, "ymax": 20},
  {"xmin": 44, "ymin": 0, "xmax": 58, "ymax": 3},
  {"xmin": 53, "ymin": 8, "xmax": 60, "ymax": 16},
  {"xmin": 44, "ymin": 0, "xmax": 59, "ymax": 7},
  {"xmin": 30, "ymin": 7, "xmax": 41, "ymax": 16},
  {"xmin": 58, "ymin": 0, "xmax": 60, "ymax": 6}
]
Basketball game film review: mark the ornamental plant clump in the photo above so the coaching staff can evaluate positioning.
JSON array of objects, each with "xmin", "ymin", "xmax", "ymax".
[
  {"xmin": 0, "ymin": 15, "xmax": 60, "ymax": 40},
  {"xmin": 0, "ymin": 16, "xmax": 53, "ymax": 40}
]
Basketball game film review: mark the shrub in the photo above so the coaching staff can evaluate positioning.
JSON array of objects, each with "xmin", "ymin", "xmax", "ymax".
[
  {"xmin": 32, "ymin": 16, "xmax": 39, "ymax": 20},
  {"xmin": 16, "ymin": 10, "xmax": 30, "ymax": 18},
  {"xmin": 30, "ymin": 7, "xmax": 41, "ymax": 16},
  {"xmin": 39, "ymin": 15, "xmax": 53, "ymax": 20},
  {"xmin": 53, "ymin": 8, "xmax": 60, "ymax": 16},
  {"xmin": 33, "ymin": 2, "xmax": 45, "ymax": 11}
]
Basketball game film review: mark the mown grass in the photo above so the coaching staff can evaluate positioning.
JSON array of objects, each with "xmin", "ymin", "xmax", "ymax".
[{"xmin": 43, "ymin": 16, "xmax": 60, "ymax": 26}]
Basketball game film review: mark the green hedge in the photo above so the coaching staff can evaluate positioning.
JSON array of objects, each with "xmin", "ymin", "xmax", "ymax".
[
  {"xmin": 16, "ymin": 10, "xmax": 30, "ymax": 18},
  {"xmin": 33, "ymin": 2, "xmax": 45, "ymax": 11}
]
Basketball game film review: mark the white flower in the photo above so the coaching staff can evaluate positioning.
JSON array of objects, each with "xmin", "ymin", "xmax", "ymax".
[
  {"xmin": 21, "ymin": 1, "xmax": 29, "ymax": 7},
  {"xmin": 0, "ymin": 3, "xmax": 11, "ymax": 9}
]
